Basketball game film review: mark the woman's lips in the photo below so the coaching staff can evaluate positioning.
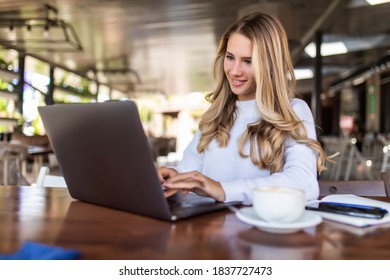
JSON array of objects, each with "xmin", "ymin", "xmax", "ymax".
[{"xmin": 230, "ymin": 78, "xmax": 246, "ymax": 87}]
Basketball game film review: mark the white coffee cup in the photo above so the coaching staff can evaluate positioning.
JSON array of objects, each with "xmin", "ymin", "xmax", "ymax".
[{"xmin": 252, "ymin": 186, "xmax": 305, "ymax": 223}]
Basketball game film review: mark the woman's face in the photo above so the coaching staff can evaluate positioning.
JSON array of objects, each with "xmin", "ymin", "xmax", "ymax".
[{"xmin": 224, "ymin": 32, "xmax": 256, "ymax": 101}]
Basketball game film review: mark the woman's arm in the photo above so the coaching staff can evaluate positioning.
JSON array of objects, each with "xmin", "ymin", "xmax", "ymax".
[
  {"xmin": 162, "ymin": 99, "xmax": 319, "ymax": 205},
  {"xmin": 221, "ymin": 141, "xmax": 318, "ymax": 204},
  {"xmin": 222, "ymin": 99, "xmax": 319, "ymax": 204}
]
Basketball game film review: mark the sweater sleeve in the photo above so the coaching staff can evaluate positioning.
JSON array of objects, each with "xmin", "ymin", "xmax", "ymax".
[{"xmin": 221, "ymin": 99, "xmax": 319, "ymax": 205}]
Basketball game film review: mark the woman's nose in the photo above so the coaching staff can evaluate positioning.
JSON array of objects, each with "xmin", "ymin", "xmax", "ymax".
[{"xmin": 231, "ymin": 62, "xmax": 242, "ymax": 75}]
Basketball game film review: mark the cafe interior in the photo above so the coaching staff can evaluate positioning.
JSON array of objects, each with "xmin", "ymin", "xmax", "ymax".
[{"xmin": 1, "ymin": 0, "xmax": 390, "ymax": 260}]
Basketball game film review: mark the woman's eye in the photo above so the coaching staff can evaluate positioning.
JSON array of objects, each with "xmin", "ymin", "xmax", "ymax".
[
  {"xmin": 244, "ymin": 59, "xmax": 252, "ymax": 65},
  {"xmin": 226, "ymin": 55, "xmax": 234, "ymax": 61}
]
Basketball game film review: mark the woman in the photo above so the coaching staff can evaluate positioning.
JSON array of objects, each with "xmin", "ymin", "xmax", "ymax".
[{"xmin": 158, "ymin": 12, "xmax": 329, "ymax": 205}]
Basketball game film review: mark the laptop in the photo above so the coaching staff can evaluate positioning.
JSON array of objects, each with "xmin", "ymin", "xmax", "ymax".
[{"xmin": 38, "ymin": 101, "xmax": 241, "ymax": 221}]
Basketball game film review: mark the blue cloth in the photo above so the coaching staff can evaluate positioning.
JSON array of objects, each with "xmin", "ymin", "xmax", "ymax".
[{"xmin": 0, "ymin": 241, "xmax": 82, "ymax": 260}]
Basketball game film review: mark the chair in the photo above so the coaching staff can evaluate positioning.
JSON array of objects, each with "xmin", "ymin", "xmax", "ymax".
[
  {"xmin": 381, "ymin": 145, "xmax": 390, "ymax": 172},
  {"xmin": 321, "ymin": 136, "xmax": 374, "ymax": 181},
  {"xmin": 319, "ymin": 172, "xmax": 390, "ymax": 197},
  {"xmin": 0, "ymin": 142, "xmax": 28, "ymax": 186},
  {"xmin": 35, "ymin": 166, "xmax": 67, "ymax": 188}
]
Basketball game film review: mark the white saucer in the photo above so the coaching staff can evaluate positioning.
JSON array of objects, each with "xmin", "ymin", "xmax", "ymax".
[{"xmin": 236, "ymin": 208, "xmax": 322, "ymax": 234}]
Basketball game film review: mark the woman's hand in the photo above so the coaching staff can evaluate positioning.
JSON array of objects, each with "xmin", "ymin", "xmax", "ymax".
[
  {"xmin": 157, "ymin": 166, "xmax": 180, "ymax": 197},
  {"xmin": 157, "ymin": 166, "xmax": 178, "ymax": 182},
  {"xmin": 163, "ymin": 170, "xmax": 226, "ymax": 202}
]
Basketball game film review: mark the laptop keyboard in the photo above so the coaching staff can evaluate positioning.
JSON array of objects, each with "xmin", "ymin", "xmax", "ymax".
[
  {"xmin": 166, "ymin": 193, "xmax": 236, "ymax": 219},
  {"xmin": 167, "ymin": 198, "xmax": 182, "ymax": 209},
  {"xmin": 167, "ymin": 198, "xmax": 198, "ymax": 210}
]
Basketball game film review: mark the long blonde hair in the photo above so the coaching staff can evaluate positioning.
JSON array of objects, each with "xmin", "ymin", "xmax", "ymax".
[{"xmin": 197, "ymin": 12, "xmax": 328, "ymax": 174}]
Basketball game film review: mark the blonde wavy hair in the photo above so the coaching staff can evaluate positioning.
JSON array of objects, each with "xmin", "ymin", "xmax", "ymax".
[{"xmin": 197, "ymin": 12, "xmax": 329, "ymax": 174}]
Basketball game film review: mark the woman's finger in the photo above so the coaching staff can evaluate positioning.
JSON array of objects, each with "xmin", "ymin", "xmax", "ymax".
[
  {"xmin": 164, "ymin": 179, "xmax": 201, "ymax": 190},
  {"xmin": 157, "ymin": 172, "xmax": 165, "ymax": 183},
  {"xmin": 163, "ymin": 188, "xmax": 180, "ymax": 198},
  {"xmin": 157, "ymin": 167, "xmax": 178, "ymax": 183},
  {"xmin": 166, "ymin": 171, "xmax": 201, "ymax": 184}
]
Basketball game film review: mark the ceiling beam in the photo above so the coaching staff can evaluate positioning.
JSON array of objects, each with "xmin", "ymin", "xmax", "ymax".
[{"xmin": 291, "ymin": 0, "xmax": 350, "ymax": 64}]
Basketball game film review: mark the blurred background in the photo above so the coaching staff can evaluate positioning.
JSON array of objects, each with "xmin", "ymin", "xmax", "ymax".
[{"xmin": 0, "ymin": 0, "xmax": 389, "ymax": 185}]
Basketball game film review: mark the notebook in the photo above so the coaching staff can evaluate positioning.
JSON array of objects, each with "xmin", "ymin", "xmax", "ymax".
[{"xmin": 38, "ymin": 101, "xmax": 241, "ymax": 221}]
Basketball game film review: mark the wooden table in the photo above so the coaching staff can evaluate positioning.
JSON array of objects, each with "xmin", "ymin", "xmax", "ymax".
[{"xmin": 1, "ymin": 186, "xmax": 390, "ymax": 260}]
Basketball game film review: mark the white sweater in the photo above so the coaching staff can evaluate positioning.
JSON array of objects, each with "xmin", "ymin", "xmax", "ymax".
[{"xmin": 176, "ymin": 98, "xmax": 319, "ymax": 205}]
